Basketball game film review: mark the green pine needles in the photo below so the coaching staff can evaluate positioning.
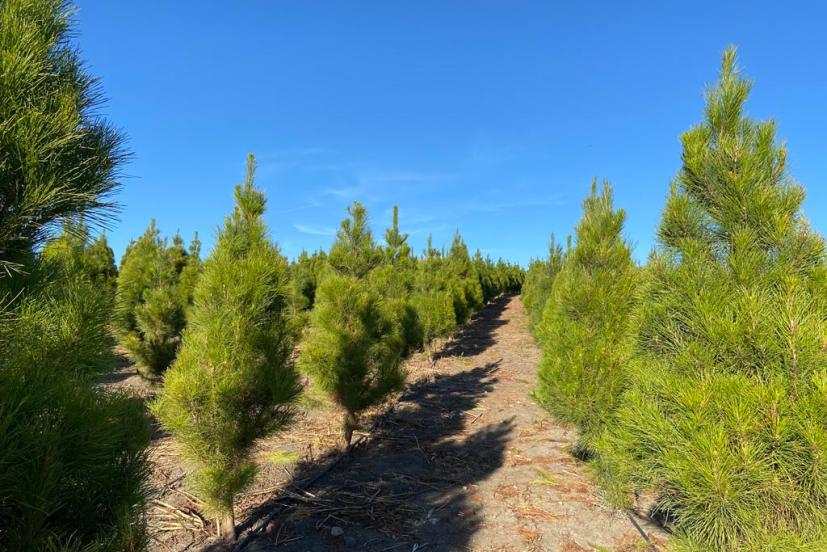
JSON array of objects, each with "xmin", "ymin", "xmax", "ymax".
[
  {"xmin": 300, "ymin": 202, "xmax": 406, "ymax": 446},
  {"xmin": 152, "ymin": 155, "xmax": 301, "ymax": 542},
  {"xmin": 113, "ymin": 221, "xmax": 200, "ymax": 379},
  {"xmin": 1, "ymin": 1, "xmax": 150, "ymax": 549},
  {"xmin": 411, "ymin": 236, "xmax": 459, "ymax": 352},
  {"xmin": 447, "ymin": 231, "xmax": 485, "ymax": 323},
  {"xmin": 301, "ymin": 271, "xmax": 406, "ymax": 444},
  {"xmin": 534, "ymin": 181, "xmax": 637, "ymax": 453},
  {"xmin": 521, "ymin": 235, "xmax": 566, "ymax": 331},
  {"xmin": 42, "ymin": 217, "xmax": 120, "ymax": 293},
  {"xmin": 594, "ymin": 49, "xmax": 827, "ymax": 550}
]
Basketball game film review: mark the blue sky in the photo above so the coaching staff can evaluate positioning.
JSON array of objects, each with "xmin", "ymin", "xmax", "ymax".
[{"xmin": 74, "ymin": 1, "xmax": 827, "ymax": 265}]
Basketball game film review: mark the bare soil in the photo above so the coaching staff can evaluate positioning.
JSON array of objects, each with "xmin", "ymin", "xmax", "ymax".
[{"xmin": 105, "ymin": 294, "xmax": 667, "ymax": 551}]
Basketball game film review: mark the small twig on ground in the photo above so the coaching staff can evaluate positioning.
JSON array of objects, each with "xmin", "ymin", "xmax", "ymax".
[
  {"xmin": 414, "ymin": 435, "xmax": 431, "ymax": 464},
  {"xmin": 625, "ymin": 510, "xmax": 657, "ymax": 550}
]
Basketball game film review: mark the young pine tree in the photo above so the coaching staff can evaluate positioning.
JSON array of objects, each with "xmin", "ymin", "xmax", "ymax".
[
  {"xmin": 521, "ymin": 235, "xmax": 566, "ymax": 331},
  {"xmin": 447, "ymin": 231, "xmax": 484, "ymax": 322},
  {"xmin": 85, "ymin": 233, "xmax": 119, "ymax": 291},
  {"xmin": 114, "ymin": 221, "xmax": 187, "ymax": 378},
  {"xmin": 410, "ymin": 235, "xmax": 458, "ymax": 357},
  {"xmin": 327, "ymin": 201, "xmax": 383, "ymax": 278},
  {"xmin": 369, "ymin": 205, "xmax": 422, "ymax": 353},
  {"xmin": 597, "ymin": 50, "xmax": 827, "ymax": 551},
  {"xmin": 535, "ymin": 181, "xmax": 636, "ymax": 453},
  {"xmin": 41, "ymin": 217, "xmax": 91, "ymax": 276},
  {"xmin": 383, "ymin": 205, "xmax": 412, "ymax": 262},
  {"xmin": 42, "ymin": 217, "xmax": 119, "ymax": 294},
  {"xmin": 152, "ymin": 155, "xmax": 300, "ymax": 542},
  {"xmin": 300, "ymin": 203, "xmax": 406, "ymax": 446},
  {"xmin": 286, "ymin": 249, "xmax": 327, "ymax": 336},
  {"xmin": 176, "ymin": 232, "xmax": 202, "ymax": 308}
]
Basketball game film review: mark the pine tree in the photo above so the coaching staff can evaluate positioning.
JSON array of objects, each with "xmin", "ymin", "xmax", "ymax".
[
  {"xmin": 300, "ymin": 272, "xmax": 405, "ymax": 446},
  {"xmin": 287, "ymin": 248, "xmax": 327, "ymax": 335},
  {"xmin": 446, "ymin": 231, "xmax": 483, "ymax": 323},
  {"xmin": 114, "ymin": 221, "xmax": 188, "ymax": 378},
  {"xmin": 384, "ymin": 205, "xmax": 411, "ymax": 262},
  {"xmin": 328, "ymin": 201, "xmax": 383, "ymax": 278},
  {"xmin": 41, "ymin": 217, "xmax": 91, "ymax": 276},
  {"xmin": 0, "ymin": 0, "xmax": 126, "ymax": 275},
  {"xmin": 410, "ymin": 285, "xmax": 456, "ymax": 355},
  {"xmin": 86, "ymin": 233, "xmax": 119, "ymax": 291},
  {"xmin": 176, "ymin": 231, "xmax": 202, "ymax": 308},
  {"xmin": 42, "ymin": 218, "xmax": 119, "ymax": 293},
  {"xmin": 370, "ymin": 205, "xmax": 422, "ymax": 353},
  {"xmin": 597, "ymin": 50, "xmax": 827, "ymax": 550},
  {"xmin": 152, "ymin": 155, "xmax": 300, "ymax": 542},
  {"xmin": 473, "ymin": 250, "xmax": 502, "ymax": 303},
  {"xmin": 521, "ymin": 235, "xmax": 566, "ymax": 331},
  {"xmin": 411, "ymin": 238, "xmax": 457, "ymax": 356},
  {"xmin": 0, "ymin": 2, "xmax": 148, "ymax": 548},
  {"xmin": 300, "ymin": 203, "xmax": 405, "ymax": 446},
  {"xmin": 535, "ymin": 180, "xmax": 636, "ymax": 453}
]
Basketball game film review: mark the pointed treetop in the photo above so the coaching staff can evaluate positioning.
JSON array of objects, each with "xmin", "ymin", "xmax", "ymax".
[
  {"xmin": 188, "ymin": 232, "xmax": 202, "ymax": 258},
  {"xmin": 234, "ymin": 154, "xmax": 266, "ymax": 221},
  {"xmin": 660, "ymin": 47, "xmax": 805, "ymax": 258},
  {"xmin": 328, "ymin": 201, "xmax": 381, "ymax": 277},
  {"xmin": 449, "ymin": 230, "xmax": 469, "ymax": 262},
  {"xmin": 384, "ymin": 205, "xmax": 410, "ymax": 261}
]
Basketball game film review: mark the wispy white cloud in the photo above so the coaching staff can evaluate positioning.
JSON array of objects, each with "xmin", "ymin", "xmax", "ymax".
[
  {"xmin": 321, "ymin": 184, "xmax": 366, "ymax": 199},
  {"xmin": 272, "ymin": 200, "xmax": 323, "ymax": 215},
  {"xmin": 293, "ymin": 223, "xmax": 336, "ymax": 236}
]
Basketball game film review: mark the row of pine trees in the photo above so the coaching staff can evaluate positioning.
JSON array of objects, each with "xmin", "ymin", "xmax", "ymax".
[
  {"xmin": 522, "ymin": 49, "xmax": 827, "ymax": 551},
  {"xmin": 142, "ymin": 157, "xmax": 521, "ymax": 540},
  {"xmin": 0, "ymin": 2, "xmax": 522, "ymax": 547}
]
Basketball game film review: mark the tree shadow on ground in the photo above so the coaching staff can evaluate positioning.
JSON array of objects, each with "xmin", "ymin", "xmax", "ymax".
[
  {"xmin": 227, "ymin": 297, "xmax": 516, "ymax": 552},
  {"xmin": 432, "ymin": 294, "xmax": 511, "ymax": 361}
]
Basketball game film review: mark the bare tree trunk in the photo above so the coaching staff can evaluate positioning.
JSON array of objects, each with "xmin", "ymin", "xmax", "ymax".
[
  {"xmin": 343, "ymin": 411, "xmax": 359, "ymax": 448},
  {"xmin": 217, "ymin": 510, "xmax": 237, "ymax": 544}
]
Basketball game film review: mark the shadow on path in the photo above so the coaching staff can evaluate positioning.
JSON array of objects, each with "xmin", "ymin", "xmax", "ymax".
[
  {"xmin": 432, "ymin": 294, "xmax": 511, "ymax": 360},
  {"xmin": 231, "ymin": 296, "xmax": 516, "ymax": 551}
]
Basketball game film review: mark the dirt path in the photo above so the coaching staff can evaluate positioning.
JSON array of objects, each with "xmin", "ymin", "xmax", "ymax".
[{"xmin": 240, "ymin": 294, "xmax": 664, "ymax": 552}]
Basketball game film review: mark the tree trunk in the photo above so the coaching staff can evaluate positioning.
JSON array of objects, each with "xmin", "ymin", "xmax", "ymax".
[
  {"xmin": 217, "ymin": 511, "xmax": 237, "ymax": 543},
  {"xmin": 343, "ymin": 411, "xmax": 359, "ymax": 448}
]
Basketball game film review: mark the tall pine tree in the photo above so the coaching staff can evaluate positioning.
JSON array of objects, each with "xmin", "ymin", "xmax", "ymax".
[
  {"xmin": 0, "ymin": 1, "xmax": 149, "ymax": 548},
  {"xmin": 597, "ymin": 50, "xmax": 827, "ymax": 550},
  {"xmin": 536, "ymin": 181, "xmax": 636, "ymax": 453},
  {"xmin": 152, "ymin": 155, "xmax": 300, "ymax": 542}
]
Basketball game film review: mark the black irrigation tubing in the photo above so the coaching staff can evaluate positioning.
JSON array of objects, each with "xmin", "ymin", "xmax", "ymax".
[
  {"xmin": 625, "ymin": 510, "xmax": 657, "ymax": 551},
  {"xmin": 231, "ymin": 403, "xmax": 399, "ymax": 552}
]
